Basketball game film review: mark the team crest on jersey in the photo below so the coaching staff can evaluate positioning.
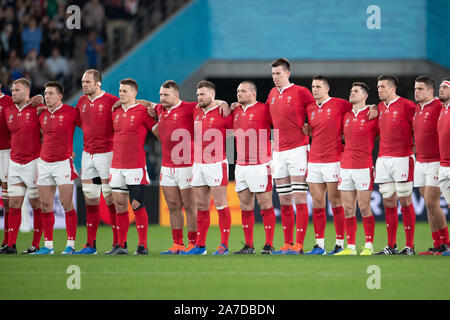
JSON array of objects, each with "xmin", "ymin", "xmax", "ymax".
[
  {"xmin": 424, "ymin": 112, "xmax": 429, "ymax": 119},
  {"xmin": 249, "ymin": 113, "xmax": 254, "ymax": 120},
  {"xmin": 209, "ymin": 117, "xmax": 215, "ymax": 124},
  {"xmin": 98, "ymin": 104, "xmax": 104, "ymax": 112},
  {"xmin": 58, "ymin": 115, "xmax": 64, "ymax": 125},
  {"xmin": 173, "ymin": 113, "xmax": 178, "ymax": 120},
  {"xmin": 393, "ymin": 110, "xmax": 398, "ymax": 120},
  {"xmin": 82, "ymin": 104, "xmax": 87, "ymax": 112}
]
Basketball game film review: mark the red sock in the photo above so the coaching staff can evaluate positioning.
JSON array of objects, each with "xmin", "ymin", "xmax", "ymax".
[
  {"xmin": 295, "ymin": 203, "xmax": 308, "ymax": 245},
  {"xmin": 116, "ymin": 211, "xmax": 129, "ymax": 247},
  {"xmin": 7, "ymin": 207, "xmax": 21, "ymax": 247},
  {"xmin": 32, "ymin": 208, "xmax": 43, "ymax": 248},
  {"xmin": 172, "ymin": 228, "xmax": 184, "ymax": 245},
  {"xmin": 385, "ymin": 206, "xmax": 398, "ymax": 247},
  {"xmin": 107, "ymin": 204, "xmax": 118, "ymax": 245},
  {"xmin": 2, "ymin": 209, "xmax": 8, "ymax": 245},
  {"xmin": 332, "ymin": 206, "xmax": 345, "ymax": 240},
  {"xmin": 86, "ymin": 205, "xmax": 100, "ymax": 246},
  {"xmin": 261, "ymin": 207, "xmax": 276, "ymax": 246},
  {"xmin": 217, "ymin": 207, "xmax": 231, "ymax": 247},
  {"xmin": 401, "ymin": 204, "xmax": 415, "ymax": 248},
  {"xmin": 281, "ymin": 205, "xmax": 294, "ymax": 244},
  {"xmin": 65, "ymin": 209, "xmax": 77, "ymax": 241},
  {"xmin": 362, "ymin": 215, "xmax": 375, "ymax": 244},
  {"xmin": 438, "ymin": 227, "xmax": 449, "ymax": 246},
  {"xmin": 42, "ymin": 211, "xmax": 55, "ymax": 242},
  {"xmin": 345, "ymin": 216, "xmax": 357, "ymax": 246},
  {"xmin": 188, "ymin": 231, "xmax": 197, "ymax": 246},
  {"xmin": 134, "ymin": 207, "xmax": 148, "ymax": 248},
  {"xmin": 241, "ymin": 210, "xmax": 255, "ymax": 247},
  {"xmin": 432, "ymin": 231, "xmax": 440, "ymax": 248},
  {"xmin": 196, "ymin": 210, "xmax": 210, "ymax": 247},
  {"xmin": 312, "ymin": 208, "xmax": 326, "ymax": 239}
]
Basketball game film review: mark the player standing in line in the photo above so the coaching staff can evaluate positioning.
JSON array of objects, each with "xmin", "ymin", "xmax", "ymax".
[
  {"xmin": 437, "ymin": 79, "xmax": 450, "ymax": 256},
  {"xmin": 72, "ymin": 70, "xmax": 120, "ymax": 255},
  {"xmin": 153, "ymin": 80, "xmax": 198, "ymax": 255},
  {"xmin": 374, "ymin": 75, "xmax": 417, "ymax": 255},
  {"xmin": 265, "ymin": 58, "xmax": 315, "ymax": 255},
  {"xmin": 0, "ymin": 79, "xmax": 43, "ymax": 254},
  {"xmin": 108, "ymin": 79, "xmax": 157, "ymax": 255},
  {"xmin": 0, "ymin": 87, "xmax": 13, "ymax": 251},
  {"xmin": 31, "ymin": 82, "xmax": 81, "ymax": 255},
  {"xmin": 412, "ymin": 76, "xmax": 449, "ymax": 255},
  {"xmin": 231, "ymin": 81, "xmax": 276, "ymax": 254},
  {"xmin": 181, "ymin": 80, "xmax": 233, "ymax": 255},
  {"xmin": 335, "ymin": 82, "xmax": 378, "ymax": 256}
]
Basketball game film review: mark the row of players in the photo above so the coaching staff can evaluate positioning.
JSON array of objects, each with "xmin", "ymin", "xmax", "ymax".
[{"xmin": 0, "ymin": 58, "xmax": 449, "ymax": 256}]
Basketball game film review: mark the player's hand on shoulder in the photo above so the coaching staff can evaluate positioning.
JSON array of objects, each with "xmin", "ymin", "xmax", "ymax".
[
  {"xmin": 147, "ymin": 102, "xmax": 157, "ymax": 118},
  {"xmin": 302, "ymin": 123, "xmax": 311, "ymax": 136},
  {"xmin": 230, "ymin": 102, "xmax": 241, "ymax": 111},
  {"xmin": 367, "ymin": 104, "xmax": 378, "ymax": 120},
  {"xmin": 36, "ymin": 104, "xmax": 47, "ymax": 116},
  {"xmin": 111, "ymin": 100, "xmax": 121, "ymax": 112},
  {"xmin": 217, "ymin": 100, "xmax": 231, "ymax": 117},
  {"xmin": 30, "ymin": 94, "xmax": 44, "ymax": 107}
]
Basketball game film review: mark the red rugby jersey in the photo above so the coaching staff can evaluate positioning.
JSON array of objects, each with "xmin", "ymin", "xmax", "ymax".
[
  {"xmin": 437, "ymin": 103, "xmax": 450, "ymax": 167},
  {"xmin": 413, "ymin": 98, "xmax": 442, "ymax": 163},
  {"xmin": 341, "ymin": 106, "xmax": 379, "ymax": 169},
  {"xmin": 76, "ymin": 91, "xmax": 119, "ymax": 154},
  {"xmin": 306, "ymin": 97, "xmax": 352, "ymax": 163},
  {"xmin": 232, "ymin": 101, "xmax": 272, "ymax": 165},
  {"xmin": 39, "ymin": 104, "xmax": 81, "ymax": 162},
  {"xmin": 154, "ymin": 101, "xmax": 196, "ymax": 167},
  {"xmin": 193, "ymin": 104, "xmax": 233, "ymax": 164},
  {"xmin": 111, "ymin": 103, "xmax": 157, "ymax": 169},
  {"xmin": 6, "ymin": 102, "xmax": 41, "ymax": 164},
  {"xmin": 378, "ymin": 96, "xmax": 416, "ymax": 157},
  {"xmin": 266, "ymin": 84, "xmax": 315, "ymax": 152},
  {"xmin": 0, "ymin": 94, "xmax": 13, "ymax": 150}
]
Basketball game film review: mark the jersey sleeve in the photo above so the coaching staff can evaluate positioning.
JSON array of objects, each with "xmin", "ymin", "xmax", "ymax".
[
  {"xmin": 143, "ymin": 110, "xmax": 158, "ymax": 131},
  {"xmin": 74, "ymin": 106, "xmax": 81, "ymax": 127},
  {"xmin": 299, "ymin": 87, "xmax": 316, "ymax": 108},
  {"xmin": 341, "ymin": 99, "xmax": 353, "ymax": 114},
  {"xmin": 404, "ymin": 99, "xmax": 417, "ymax": 123}
]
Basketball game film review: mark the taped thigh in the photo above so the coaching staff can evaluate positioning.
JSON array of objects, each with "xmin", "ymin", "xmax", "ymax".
[
  {"xmin": 378, "ymin": 182, "xmax": 396, "ymax": 199},
  {"xmin": 101, "ymin": 183, "xmax": 112, "ymax": 199},
  {"xmin": 8, "ymin": 185, "xmax": 27, "ymax": 197},
  {"xmin": 292, "ymin": 182, "xmax": 308, "ymax": 193},
  {"xmin": 27, "ymin": 187, "xmax": 39, "ymax": 199},
  {"xmin": 276, "ymin": 184, "xmax": 292, "ymax": 196},
  {"xmin": 82, "ymin": 183, "xmax": 102, "ymax": 199},
  {"xmin": 395, "ymin": 181, "xmax": 413, "ymax": 197}
]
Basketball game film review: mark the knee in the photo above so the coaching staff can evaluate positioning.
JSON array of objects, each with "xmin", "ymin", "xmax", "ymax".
[
  {"xmin": 358, "ymin": 204, "xmax": 372, "ymax": 216},
  {"xmin": 41, "ymin": 201, "xmax": 53, "ymax": 213},
  {"xmin": 61, "ymin": 200, "xmax": 74, "ymax": 212},
  {"xmin": 167, "ymin": 200, "xmax": 182, "ymax": 214},
  {"xmin": 329, "ymin": 197, "xmax": 342, "ymax": 208}
]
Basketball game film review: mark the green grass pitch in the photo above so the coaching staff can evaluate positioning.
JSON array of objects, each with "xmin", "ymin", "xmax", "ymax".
[{"xmin": 1, "ymin": 222, "xmax": 449, "ymax": 300}]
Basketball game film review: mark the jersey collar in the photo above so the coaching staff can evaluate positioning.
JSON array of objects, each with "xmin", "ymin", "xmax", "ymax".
[
  {"xmin": 277, "ymin": 83, "xmax": 294, "ymax": 94},
  {"xmin": 418, "ymin": 97, "xmax": 439, "ymax": 110},
  {"xmin": 122, "ymin": 103, "xmax": 139, "ymax": 112},
  {"xmin": 316, "ymin": 97, "xmax": 332, "ymax": 108},
  {"xmin": 201, "ymin": 104, "xmax": 220, "ymax": 114},
  {"xmin": 241, "ymin": 101, "xmax": 257, "ymax": 112},
  {"xmin": 88, "ymin": 91, "xmax": 105, "ymax": 102},
  {"xmin": 15, "ymin": 101, "xmax": 32, "ymax": 112},
  {"xmin": 48, "ymin": 104, "xmax": 64, "ymax": 114},
  {"xmin": 165, "ymin": 100, "xmax": 182, "ymax": 113},
  {"xmin": 352, "ymin": 105, "xmax": 369, "ymax": 117},
  {"xmin": 383, "ymin": 96, "xmax": 400, "ymax": 108}
]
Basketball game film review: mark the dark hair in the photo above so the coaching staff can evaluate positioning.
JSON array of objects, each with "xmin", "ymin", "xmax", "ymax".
[
  {"xmin": 45, "ymin": 81, "xmax": 64, "ymax": 95},
  {"xmin": 352, "ymin": 81, "xmax": 370, "ymax": 95},
  {"xmin": 13, "ymin": 78, "xmax": 31, "ymax": 90},
  {"xmin": 270, "ymin": 57, "xmax": 291, "ymax": 71},
  {"xmin": 85, "ymin": 69, "xmax": 102, "ymax": 83},
  {"xmin": 377, "ymin": 74, "xmax": 399, "ymax": 87},
  {"xmin": 120, "ymin": 78, "xmax": 138, "ymax": 91},
  {"xmin": 239, "ymin": 80, "xmax": 257, "ymax": 93},
  {"xmin": 415, "ymin": 75, "xmax": 435, "ymax": 90},
  {"xmin": 312, "ymin": 75, "xmax": 330, "ymax": 87},
  {"xmin": 197, "ymin": 80, "xmax": 216, "ymax": 91},
  {"xmin": 161, "ymin": 80, "xmax": 179, "ymax": 92}
]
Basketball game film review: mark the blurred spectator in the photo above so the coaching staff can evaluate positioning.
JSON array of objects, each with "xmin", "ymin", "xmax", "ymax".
[
  {"xmin": 23, "ymin": 49, "xmax": 38, "ymax": 73},
  {"xmin": 83, "ymin": 30, "xmax": 104, "ymax": 69},
  {"xmin": 30, "ymin": 55, "xmax": 53, "ymax": 95},
  {"xmin": 41, "ymin": 20, "xmax": 63, "ymax": 57},
  {"xmin": 105, "ymin": 0, "xmax": 134, "ymax": 47},
  {"xmin": 21, "ymin": 18, "xmax": 42, "ymax": 56},
  {"xmin": 46, "ymin": 47, "xmax": 69, "ymax": 84},
  {"xmin": 10, "ymin": 57, "xmax": 24, "ymax": 81},
  {"xmin": 82, "ymin": 0, "xmax": 105, "ymax": 34},
  {"xmin": 46, "ymin": 0, "xmax": 59, "ymax": 20},
  {"xmin": 0, "ymin": 23, "xmax": 21, "ymax": 64}
]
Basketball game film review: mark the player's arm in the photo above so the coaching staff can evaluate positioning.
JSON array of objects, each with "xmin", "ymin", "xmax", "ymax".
[
  {"xmin": 30, "ymin": 94, "xmax": 44, "ymax": 107},
  {"xmin": 367, "ymin": 104, "xmax": 378, "ymax": 120},
  {"xmin": 216, "ymin": 100, "xmax": 231, "ymax": 117},
  {"xmin": 137, "ymin": 99, "xmax": 157, "ymax": 118},
  {"xmin": 151, "ymin": 123, "xmax": 160, "ymax": 140}
]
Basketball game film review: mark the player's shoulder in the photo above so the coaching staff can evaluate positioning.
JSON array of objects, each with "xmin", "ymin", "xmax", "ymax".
[
  {"xmin": 103, "ymin": 92, "xmax": 120, "ymax": 102},
  {"xmin": 398, "ymin": 96, "xmax": 415, "ymax": 107},
  {"xmin": 0, "ymin": 94, "xmax": 13, "ymax": 104}
]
